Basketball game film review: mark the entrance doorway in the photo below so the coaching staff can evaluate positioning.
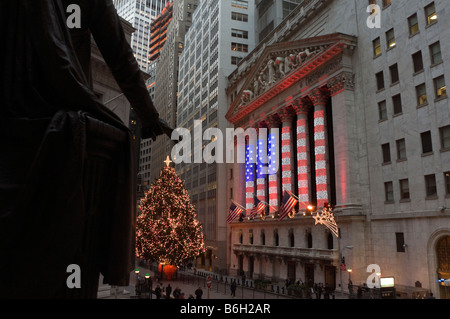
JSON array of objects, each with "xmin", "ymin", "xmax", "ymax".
[
  {"xmin": 324, "ymin": 265, "xmax": 336, "ymax": 291},
  {"xmin": 437, "ymin": 236, "xmax": 450, "ymax": 299},
  {"xmin": 287, "ymin": 261, "xmax": 296, "ymax": 283},
  {"xmin": 305, "ymin": 263, "xmax": 314, "ymax": 287}
]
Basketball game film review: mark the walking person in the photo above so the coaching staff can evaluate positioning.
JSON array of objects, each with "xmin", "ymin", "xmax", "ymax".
[
  {"xmin": 230, "ymin": 280, "xmax": 237, "ymax": 298},
  {"xmin": 155, "ymin": 285, "xmax": 162, "ymax": 299},
  {"xmin": 195, "ymin": 286, "xmax": 203, "ymax": 299},
  {"xmin": 165, "ymin": 284, "xmax": 172, "ymax": 299}
]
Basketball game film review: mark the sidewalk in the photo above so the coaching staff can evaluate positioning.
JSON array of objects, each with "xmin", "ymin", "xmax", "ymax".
[{"xmin": 100, "ymin": 266, "xmax": 349, "ymax": 300}]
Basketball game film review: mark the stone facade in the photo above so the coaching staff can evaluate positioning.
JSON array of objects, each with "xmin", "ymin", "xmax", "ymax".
[{"xmin": 226, "ymin": 0, "xmax": 450, "ymax": 298}]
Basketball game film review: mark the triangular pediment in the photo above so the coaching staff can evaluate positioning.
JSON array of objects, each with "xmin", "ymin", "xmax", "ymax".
[{"xmin": 226, "ymin": 33, "xmax": 357, "ymax": 124}]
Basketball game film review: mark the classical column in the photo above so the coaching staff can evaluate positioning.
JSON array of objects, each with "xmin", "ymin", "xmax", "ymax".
[
  {"xmin": 292, "ymin": 98, "xmax": 312, "ymax": 204},
  {"xmin": 310, "ymin": 88, "xmax": 330, "ymax": 208},
  {"xmin": 255, "ymin": 124, "xmax": 266, "ymax": 203},
  {"xmin": 279, "ymin": 109, "xmax": 295, "ymax": 194},
  {"xmin": 245, "ymin": 134, "xmax": 256, "ymax": 210},
  {"xmin": 266, "ymin": 115, "xmax": 280, "ymax": 213}
]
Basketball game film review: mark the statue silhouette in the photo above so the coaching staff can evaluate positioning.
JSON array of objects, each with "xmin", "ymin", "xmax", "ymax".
[{"xmin": 0, "ymin": 0, "xmax": 172, "ymax": 298}]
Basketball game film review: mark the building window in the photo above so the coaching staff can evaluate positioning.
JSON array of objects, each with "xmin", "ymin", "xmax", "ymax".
[
  {"xmin": 396, "ymin": 233, "xmax": 406, "ymax": 253},
  {"xmin": 274, "ymin": 230, "xmax": 279, "ymax": 246},
  {"xmin": 261, "ymin": 230, "xmax": 265, "ymax": 245},
  {"xmin": 386, "ymin": 28, "xmax": 396, "ymax": 49},
  {"xmin": 289, "ymin": 231, "xmax": 295, "ymax": 248},
  {"xmin": 231, "ymin": 56, "xmax": 243, "ymax": 65},
  {"xmin": 425, "ymin": 2, "xmax": 438, "ymax": 26},
  {"xmin": 416, "ymin": 83, "xmax": 428, "ymax": 106},
  {"xmin": 231, "ymin": 11, "xmax": 248, "ymax": 22},
  {"xmin": 382, "ymin": 143, "xmax": 391, "ymax": 164},
  {"xmin": 434, "ymin": 75, "xmax": 447, "ymax": 99},
  {"xmin": 385, "ymin": 181, "xmax": 394, "ymax": 202},
  {"xmin": 412, "ymin": 51, "xmax": 424, "ymax": 74},
  {"xmin": 408, "ymin": 13, "xmax": 419, "ymax": 36},
  {"xmin": 392, "ymin": 94, "xmax": 403, "ymax": 115},
  {"xmin": 390, "ymin": 63, "xmax": 399, "ymax": 84},
  {"xmin": 231, "ymin": 42, "xmax": 248, "ymax": 52},
  {"xmin": 396, "ymin": 138, "xmax": 407, "ymax": 161},
  {"xmin": 378, "ymin": 100, "xmax": 387, "ymax": 121},
  {"xmin": 421, "ymin": 131, "xmax": 433, "ymax": 154},
  {"xmin": 430, "ymin": 42, "xmax": 442, "ymax": 65},
  {"xmin": 440, "ymin": 125, "xmax": 450, "ymax": 150},
  {"xmin": 373, "ymin": 37, "xmax": 382, "ymax": 57},
  {"xmin": 376, "ymin": 71, "xmax": 385, "ymax": 91},
  {"xmin": 399, "ymin": 179, "xmax": 410, "ymax": 200},
  {"xmin": 307, "ymin": 232, "xmax": 313, "ymax": 248},
  {"xmin": 445, "ymin": 172, "xmax": 450, "ymax": 196},
  {"xmin": 425, "ymin": 174, "xmax": 437, "ymax": 198},
  {"xmin": 231, "ymin": 28, "xmax": 248, "ymax": 39},
  {"xmin": 232, "ymin": 0, "xmax": 248, "ymax": 9}
]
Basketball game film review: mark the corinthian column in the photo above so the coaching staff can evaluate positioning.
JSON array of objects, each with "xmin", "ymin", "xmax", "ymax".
[
  {"xmin": 279, "ymin": 108, "xmax": 295, "ymax": 194},
  {"xmin": 310, "ymin": 88, "xmax": 330, "ymax": 208},
  {"xmin": 292, "ymin": 98, "xmax": 312, "ymax": 204}
]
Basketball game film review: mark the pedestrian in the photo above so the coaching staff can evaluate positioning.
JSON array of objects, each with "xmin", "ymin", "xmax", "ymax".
[
  {"xmin": 165, "ymin": 284, "xmax": 172, "ymax": 299},
  {"xmin": 179, "ymin": 292, "xmax": 185, "ymax": 299},
  {"xmin": 230, "ymin": 280, "xmax": 237, "ymax": 298},
  {"xmin": 155, "ymin": 285, "xmax": 162, "ymax": 299},
  {"xmin": 188, "ymin": 294, "xmax": 195, "ymax": 299},
  {"xmin": 195, "ymin": 286, "xmax": 203, "ymax": 299},
  {"xmin": 173, "ymin": 287, "xmax": 181, "ymax": 299},
  {"xmin": 324, "ymin": 283, "xmax": 330, "ymax": 299}
]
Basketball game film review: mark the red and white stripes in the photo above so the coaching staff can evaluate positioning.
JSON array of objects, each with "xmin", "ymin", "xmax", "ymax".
[
  {"xmin": 313, "ymin": 106, "xmax": 328, "ymax": 208},
  {"xmin": 296, "ymin": 112, "xmax": 310, "ymax": 203},
  {"xmin": 281, "ymin": 121, "xmax": 292, "ymax": 193}
]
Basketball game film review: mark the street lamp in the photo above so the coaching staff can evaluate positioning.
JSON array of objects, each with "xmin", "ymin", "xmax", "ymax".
[
  {"xmin": 145, "ymin": 273, "xmax": 151, "ymax": 299},
  {"xmin": 347, "ymin": 268, "xmax": 352, "ymax": 282},
  {"xmin": 135, "ymin": 269, "xmax": 140, "ymax": 298}
]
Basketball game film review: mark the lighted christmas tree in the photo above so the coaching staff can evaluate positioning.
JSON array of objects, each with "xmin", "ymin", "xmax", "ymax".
[{"xmin": 136, "ymin": 157, "xmax": 206, "ymax": 267}]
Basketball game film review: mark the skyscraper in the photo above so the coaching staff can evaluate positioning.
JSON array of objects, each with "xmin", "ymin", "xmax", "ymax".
[
  {"xmin": 150, "ymin": 0, "xmax": 199, "ymax": 183},
  {"xmin": 175, "ymin": 0, "xmax": 256, "ymax": 273},
  {"xmin": 113, "ymin": 0, "xmax": 169, "ymax": 72}
]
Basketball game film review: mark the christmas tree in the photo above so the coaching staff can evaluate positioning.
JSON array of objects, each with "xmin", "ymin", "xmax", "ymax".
[{"xmin": 136, "ymin": 157, "xmax": 206, "ymax": 267}]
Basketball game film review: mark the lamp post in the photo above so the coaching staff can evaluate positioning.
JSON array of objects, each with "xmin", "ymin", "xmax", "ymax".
[
  {"xmin": 145, "ymin": 273, "xmax": 150, "ymax": 299},
  {"xmin": 135, "ymin": 269, "xmax": 140, "ymax": 298},
  {"xmin": 347, "ymin": 268, "xmax": 352, "ymax": 282}
]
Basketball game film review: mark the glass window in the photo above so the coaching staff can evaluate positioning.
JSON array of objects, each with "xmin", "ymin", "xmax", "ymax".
[
  {"xmin": 434, "ymin": 76, "xmax": 447, "ymax": 99},
  {"xmin": 373, "ymin": 37, "xmax": 382, "ymax": 57},
  {"xmin": 416, "ymin": 83, "xmax": 428, "ymax": 106},
  {"xmin": 445, "ymin": 172, "xmax": 450, "ymax": 196},
  {"xmin": 376, "ymin": 71, "xmax": 385, "ymax": 90},
  {"xmin": 408, "ymin": 13, "xmax": 419, "ymax": 35},
  {"xmin": 425, "ymin": 2, "xmax": 438, "ymax": 25},
  {"xmin": 378, "ymin": 100, "xmax": 387, "ymax": 121},
  {"xmin": 393, "ymin": 94, "xmax": 403, "ymax": 115},
  {"xmin": 421, "ymin": 131, "xmax": 433, "ymax": 154},
  {"xmin": 390, "ymin": 64, "xmax": 399, "ymax": 84},
  {"xmin": 440, "ymin": 125, "xmax": 450, "ymax": 149},
  {"xmin": 386, "ymin": 28, "xmax": 396, "ymax": 49},
  {"xmin": 412, "ymin": 51, "xmax": 424, "ymax": 73},
  {"xmin": 425, "ymin": 174, "xmax": 437, "ymax": 197},
  {"xmin": 396, "ymin": 138, "xmax": 407, "ymax": 160},
  {"xmin": 399, "ymin": 179, "xmax": 410, "ymax": 200},
  {"xmin": 382, "ymin": 143, "xmax": 391, "ymax": 164},
  {"xmin": 430, "ymin": 42, "xmax": 442, "ymax": 65},
  {"xmin": 385, "ymin": 181, "xmax": 394, "ymax": 202}
]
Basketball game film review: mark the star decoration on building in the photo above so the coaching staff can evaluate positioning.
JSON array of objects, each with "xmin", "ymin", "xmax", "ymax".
[{"xmin": 311, "ymin": 203, "xmax": 339, "ymax": 238}]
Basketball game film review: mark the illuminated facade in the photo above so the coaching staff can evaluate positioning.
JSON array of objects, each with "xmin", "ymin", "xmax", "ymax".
[{"xmin": 226, "ymin": 0, "xmax": 450, "ymax": 299}]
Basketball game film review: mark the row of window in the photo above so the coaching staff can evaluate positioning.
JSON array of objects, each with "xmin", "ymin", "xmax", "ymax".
[
  {"xmin": 381, "ymin": 125, "xmax": 450, "ymax": 164},
  {"xmin": 384, "ymin": 171, "xmax": 450, "ymax": 202},
  {"xmin": 237, "ymin": 229, "xmax": 334, "ymax": 250},
  {"xmin": 372, "ymin": 2, "xmax": 438, "ymax": 57}
]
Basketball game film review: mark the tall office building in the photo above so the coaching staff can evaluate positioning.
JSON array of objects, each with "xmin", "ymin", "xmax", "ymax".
[
  {"xmin": 175, "ymin": 0, "xmax": 256, "ymax": 273},
  {"xmin": 226, "ymin": 0, "xmax": 450, "ymax": 299},
  {"xmin": 113, "ymin": 0, "xmax": 169, "ymax": 72},
  {"xmin": 150, "ymin": 0, "xmax": 199, "ymax": 182}
]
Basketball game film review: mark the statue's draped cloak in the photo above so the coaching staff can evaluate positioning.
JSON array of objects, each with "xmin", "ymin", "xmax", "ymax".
[{"xmin": 0, "ymin": 0, "xmax": 156, "ymax": 298}]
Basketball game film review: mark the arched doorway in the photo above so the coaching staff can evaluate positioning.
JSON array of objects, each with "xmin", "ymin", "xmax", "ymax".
[{"xmin": 436, "ymin": 236, "xmax": 450, "ymax": 299}]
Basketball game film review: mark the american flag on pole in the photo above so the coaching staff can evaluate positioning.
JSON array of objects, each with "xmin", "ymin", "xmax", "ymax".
[
  {"xmin": 227, "ymin": 204, "xmax": 243, "ymax": 224},
  {"xmin": 249, "ymin": 197, "xmax": 265, "ymax": 219},
  {"xmin": 279, "ymin": 191, "xmax": 298, "ymax": 221}
]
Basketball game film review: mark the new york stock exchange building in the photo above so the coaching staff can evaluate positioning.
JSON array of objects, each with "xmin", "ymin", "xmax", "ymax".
[{"xmin": 224, "ymin": 0, "xmax": 450, "ymax": 298}]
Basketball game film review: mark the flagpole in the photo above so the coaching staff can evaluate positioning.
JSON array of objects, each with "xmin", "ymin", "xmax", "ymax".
[{"xmin": 231, "ymin": 199, "xmax": 246, "ymax": 211}]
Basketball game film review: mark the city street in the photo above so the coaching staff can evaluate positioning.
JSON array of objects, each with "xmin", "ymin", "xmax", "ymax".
[{"xmin": 99, "ymin": 266, "xmax": 349, "ymax": 300}]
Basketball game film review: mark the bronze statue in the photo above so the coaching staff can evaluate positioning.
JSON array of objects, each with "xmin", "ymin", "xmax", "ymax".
[{"xmin": 0, "ymin": 0, "xmax": 172, "ymax": 298}]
